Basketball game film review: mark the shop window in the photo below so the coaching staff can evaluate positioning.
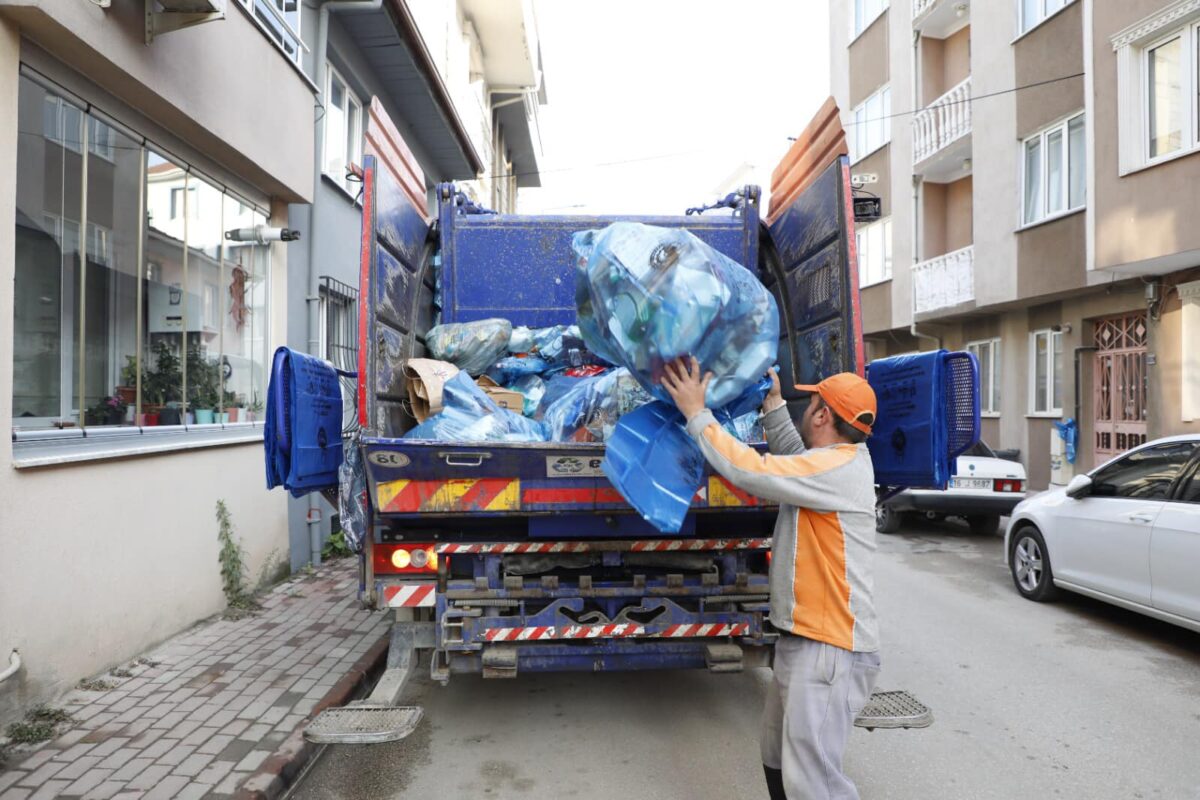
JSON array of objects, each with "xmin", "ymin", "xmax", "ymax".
[{"xmin": 12, "ymin": 74, "xmax": 270, "ymax": 436}]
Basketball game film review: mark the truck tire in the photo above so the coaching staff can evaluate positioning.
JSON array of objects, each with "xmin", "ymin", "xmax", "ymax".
[
  {"xmin": 967, "ymin": 515, "xmax": 1000, "ymax": 536},
  {"xmin": 875, "ymin": 504, "xmax": 903, "ymax": 534}
]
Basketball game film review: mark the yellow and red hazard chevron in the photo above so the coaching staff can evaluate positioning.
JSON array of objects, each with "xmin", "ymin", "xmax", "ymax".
[
  {"xmin": 381, "ymin": 582, "xmax": 436, "ymax": 607},
  {"xmin": 706, "ymin": 476, "xmax": 764, "ymax": 507},
  {"xmin": 436, "ymin": 538, "xmax": 772, "ymax": 554},
  {"xmin": 376, "ymin": 478, "xmax": 520, "ymax": 513}
]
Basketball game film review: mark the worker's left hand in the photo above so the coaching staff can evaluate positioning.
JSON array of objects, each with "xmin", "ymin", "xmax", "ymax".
[{"xmin": 661, "ymin": 356, "xmax": 712, "ymax": 421}]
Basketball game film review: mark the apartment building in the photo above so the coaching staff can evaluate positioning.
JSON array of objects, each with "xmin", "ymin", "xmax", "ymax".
[
  {"xmin": 0, "ymin": 0, "xmax": 312, "ymax": 722},
  {"xmin": 830, "ymin": 0, "xmax": 1199, "ymax": 489}
]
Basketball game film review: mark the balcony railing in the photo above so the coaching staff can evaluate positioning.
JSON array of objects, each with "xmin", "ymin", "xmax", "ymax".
[
  {"xmin": 913, "ymin": 245, "xmax": 974, "ymax": 314},
  {"xmin": 913, "ymin": 0, "xmax": 937, "ymax": 22},
  {"xmin": 913, "ymin": 77, "xmax": 971, "ymax": 164}
]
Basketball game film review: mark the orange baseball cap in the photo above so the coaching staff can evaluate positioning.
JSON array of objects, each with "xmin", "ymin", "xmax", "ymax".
[{"xmin": 794, "ymin": 373, "xmax": 877, "ymax": 435}]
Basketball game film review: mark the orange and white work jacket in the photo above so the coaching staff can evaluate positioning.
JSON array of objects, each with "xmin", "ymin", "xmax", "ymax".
[{"xmin": 686, "ymin": 405, "xmax": 879, "ymax": 653}]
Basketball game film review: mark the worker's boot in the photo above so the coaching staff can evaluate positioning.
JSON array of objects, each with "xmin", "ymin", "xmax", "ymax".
[{"xmin": 763, "ymin": 765, "xmax": 786, "ymax": 800}]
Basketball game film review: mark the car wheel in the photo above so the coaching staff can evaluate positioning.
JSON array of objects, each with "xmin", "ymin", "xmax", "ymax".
[
  {"xmin": 968, "ymin": 515, "xmax": 1001, "ymax": 536},
  {"xmin": 1009, "ymin": 526, "xmax": 1059, "ymax": 602},
  {"xmin": 876, "ymin": 504, "xmax": 903, "ymax": 534}
]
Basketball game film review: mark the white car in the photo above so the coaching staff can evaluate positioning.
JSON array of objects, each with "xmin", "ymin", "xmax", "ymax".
[
  {"xmin": 876, "ymin": 441, "xmax": 1028, "ymax": 535},
  {"xmin": 1005, "ymin": 435, "xmax": 1200, "ymax": 633}
]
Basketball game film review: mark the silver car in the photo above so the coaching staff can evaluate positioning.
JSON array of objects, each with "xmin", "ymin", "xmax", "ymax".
[{"xmin": 1004, "ymin": 435, "xmax": 1200, "ymax": 633}]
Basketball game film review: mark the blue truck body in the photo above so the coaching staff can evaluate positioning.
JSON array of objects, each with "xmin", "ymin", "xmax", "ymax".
[{"xmin": 312, "ymin": 121, "xmax": 979, "ymax": 680}]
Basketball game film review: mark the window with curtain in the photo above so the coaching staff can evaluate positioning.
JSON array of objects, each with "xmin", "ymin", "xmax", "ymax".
[
  {"xmin": 324, "ymin": 64, "xmax": 363, "ymax": 197},
  {"xmin": 967, "ymin": 338, "xmax": 1001, "ymax": 415},
  {"xmin": 12, "ymin": 74, "xmax": 271, "ymax": 434},
  {"xmin": 856, "ymin": 217, "xmax": 892, "ymax": 287},
  {"xmin": 851, "ymin": 85, "xmax": 891, "ymax": 164},
  {"xmin": 1029, "ymin": 329, "xmax": 1063, "ymax": 415},
  {"xmin": 1019, "ymin": 0, "xmax": 1073, "ymax": 35},
  {"xmin": 1021, "ymin": 113, "xmax": 1085, "ymax": 226}
]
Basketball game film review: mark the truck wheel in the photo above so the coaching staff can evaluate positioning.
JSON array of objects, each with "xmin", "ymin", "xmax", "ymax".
[
  {"xmin": 967, "ymin": 515, "xmax": 1000, "ymax": 536},
  {"xmin": 875, "ymin": 504, "xmax": 903, "ymax": 534},
  {"xmin": 1009, "ymin": 526, "xmax": 1059, "ymax": 602}
]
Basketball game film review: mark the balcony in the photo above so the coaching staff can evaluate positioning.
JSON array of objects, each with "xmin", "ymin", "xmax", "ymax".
[
  {"xmin": 914, "ymin": 0, "xmax": 970, "ymax": 37},
  {"xmin": 912, "ymin": 245, "xmax": 974, "ymax": 315},
  {"xmin": 912, "ymin": 77, "xmax": 972, "ymax": 181}
]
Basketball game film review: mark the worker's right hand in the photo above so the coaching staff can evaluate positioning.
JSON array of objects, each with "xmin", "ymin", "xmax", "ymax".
[{"xmin": 762, "ymin": 368, "xmax": 785, "ymax": 413}]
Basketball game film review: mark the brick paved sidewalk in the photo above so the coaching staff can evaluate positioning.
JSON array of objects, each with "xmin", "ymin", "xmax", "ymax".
[{"xmin": 0, "ymin": 558, "xmax": 390, "ymax": 800}]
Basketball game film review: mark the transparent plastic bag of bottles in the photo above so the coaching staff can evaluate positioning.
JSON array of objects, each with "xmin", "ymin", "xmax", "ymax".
[
  {"xmin": 426, "ymin": 318, "xmax": 513, "ymax": 376},
  {"xmin": 572, "ymin": 222, "xmax": 779, "ymax": 408},
  {"xmin": 540, "ymin": 367, "xmax": 653, "ymax": 442}
]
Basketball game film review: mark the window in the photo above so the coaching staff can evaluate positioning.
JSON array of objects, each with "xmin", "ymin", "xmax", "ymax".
[
  {"xmin": 856, "ymin": 217, "xmax": 892, "ymax": 287},
  {"xmin": 1029, "ymin": 329, "xmax": 1063, "ymax": 414},
  {"xmin": 1090, "ymin": 442, "xmax": 1196, "ymax": 500},
  {"xmin": 1179, "ymin": 462, "xmax": 1200, "ymax": 503},
  {"xmin": 1114, "ymin": 13, "xmax": 1200, "ymax": 173},
  {"xmin": 13, "ymin": 74, "xmax": 271, "ymax": 435},
  {"xmin": 968, "ymin": 338, "xmax": 1002, "ymax": 415},
  {"xmin": 1019, "ymin": 0, "xmax": 1073, "ymax": 35},
  {"xmin": 851, "ymin": 85, "xmax": 891, "ymax": 163},
  {"xmin": 233, "ymin": 0, "xmax": 301, "ymax": 65},
  {"xmin": 324, "ymin": 65, "xmax": 363, "ymax": 196},
  {"xmin": 852, "ymin": 0, "xmax": 888, "ymax": 39},
  {"xmin": 1021, "ymin": 113, "xmax": 1085, "ymax": 225}
]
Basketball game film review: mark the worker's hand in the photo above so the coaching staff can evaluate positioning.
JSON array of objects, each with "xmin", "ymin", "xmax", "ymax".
[
  {"xmin": 762, "ymin": 368, "xmax": 785, "ymax": 413},
  {"xmin": 661, "ymin": 356, "xmax": 712, "ymax": 421}
]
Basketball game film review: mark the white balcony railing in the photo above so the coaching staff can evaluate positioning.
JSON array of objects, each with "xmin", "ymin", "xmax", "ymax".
[
  {"xmin": 913, "ymin": 77, "xmax": 971, "ymax": 164},
  {"xmin": 913, "ymin": 245, "xmax": 974, "ymax": 314},
  {"xmin": 913, "ymin": 0, "xmax": 937, "ymax": 22}
]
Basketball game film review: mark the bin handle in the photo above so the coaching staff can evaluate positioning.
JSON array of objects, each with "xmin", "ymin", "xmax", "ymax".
[{"xmin": 438, "ymin": 452, "xmax": 491, "ymax": 467}]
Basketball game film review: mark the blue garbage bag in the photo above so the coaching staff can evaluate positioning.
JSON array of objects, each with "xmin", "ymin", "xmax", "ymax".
[
  {"xmin": 1054, "ymin": 418, "xmax": 1078, "ymax": 464},
  {"xmin": 403, "ymin": 371, "xmax": 547, "ymax": 442},
  {"xmin": 541, "ymin": 367, "xmax": 653, "ymax": 442},
  {"xmin": 426, "ymin": 318, "xmax": 512, "ymax": 375},
  {"xmin": 338, "ymin": 437, "xmax": 368, "ymax": 553},
  {"xmin": 722, "ymin": 412, "xmax": 765, "ymax": 443},
  {"xmin": 264, "ymin": 347, "xmax": 343, "ymax": 497},
  {"xmin": 603, "ymin": 401, "xmax": 706, "ymax": 533},
  {"xmin": 573, "ymin": 222, "xmax": 779, "ymax": 408},
  {"xmin": 486, "ymin": 356, "xmax": 551, "ymax": 385}
]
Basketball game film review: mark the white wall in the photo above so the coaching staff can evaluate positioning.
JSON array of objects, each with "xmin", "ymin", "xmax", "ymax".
[{"xmin": 0, "ymin": 18, "xmax": 292, "ymax": 725}]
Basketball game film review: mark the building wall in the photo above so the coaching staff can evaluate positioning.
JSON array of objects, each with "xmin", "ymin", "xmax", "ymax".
[
  {"xmin": 1091, "ymin": 1, "xmax": 1200, "ymax": 272},
  {"xmin": 1016, "ymin": 212, "xmax": 1087, "ymax": 297},
  {"xmin": 885, "ymin": 1, "xmax": 914, "ymax": 332},
  {"xmin": 921, "ymin": 25, "xmax": 970, "ymax": 105},
  {"xmin": 849, "ymin": 11, "xmax": 890, "ymax": 106},
  {"xmin": 1014, "ymin": 1, "xmax": 1084, "ymax": 138},
  {"xmin": 1146, "ymin": 273, "xmax": 1200, "ymax": 441},
  {"xmin": 945, "ymin": 175, "xmax": 973, "ymax": 253},
  {"xmin": 0, "ymin": 10, "xmax": 300, "ymax": 723}
]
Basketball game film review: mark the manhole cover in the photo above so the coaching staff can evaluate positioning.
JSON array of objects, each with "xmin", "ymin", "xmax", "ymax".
[
  {"xmin": 305, "ymin": 705, "xmax": 423, "ymax": 744},
  {"xmin": 854, "ymin": 690, "xmax": 933, "ymax": 730}
]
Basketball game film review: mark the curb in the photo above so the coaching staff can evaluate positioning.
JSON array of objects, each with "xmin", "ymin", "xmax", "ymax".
[{"xmin": 233, "ymin": 632, "xmax": 391, "ymax": 800}]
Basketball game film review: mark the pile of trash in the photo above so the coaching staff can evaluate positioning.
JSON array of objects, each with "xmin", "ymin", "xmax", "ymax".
[{"xmin": 401, "ymin": 222, "xmax": 780, "ymax": 531}]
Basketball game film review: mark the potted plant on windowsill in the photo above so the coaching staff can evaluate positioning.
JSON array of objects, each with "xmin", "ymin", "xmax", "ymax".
[
  {"xmin": 117, "ymin": 355, "xmax": 138, "ymax": 405},
  {"xmin": 86, "ymin": 396, "xmax": 127, "ymax": 426},
  {"xmin": 145, "ymin": 340, "xmax": 183, "ymax": 426},
  {"xmin": 246, "ymin": 393, "xmax": 263, "ymax": 423},
  {"xmin": 188, "ymin": 345, "xmax": 222, "ymax": 425}
]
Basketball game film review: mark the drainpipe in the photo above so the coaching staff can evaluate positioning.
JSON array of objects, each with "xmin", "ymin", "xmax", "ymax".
[
  {"xmin": 1074, "ymin": 345, "xmax": 1098, "ymax": 423},
  {"xmin": 307, "ymin": 0, "xmax": 384, "ymax": 567}
]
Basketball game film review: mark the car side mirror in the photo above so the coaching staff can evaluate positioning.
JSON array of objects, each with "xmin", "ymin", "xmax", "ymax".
[{"xmin": 1065, "ymin": 474, "xmax": 1093, "ymax": 499}]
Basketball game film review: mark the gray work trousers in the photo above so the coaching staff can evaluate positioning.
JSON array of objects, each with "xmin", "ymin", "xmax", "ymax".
[{"xmin": 761, "ymin": 635, "xmax": 881, "ymax": 800}]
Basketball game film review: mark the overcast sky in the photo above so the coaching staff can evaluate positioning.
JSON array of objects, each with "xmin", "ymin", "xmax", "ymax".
[{"xmin": 518, "ymin": 1, "xmax": 831, "ymax": 215}]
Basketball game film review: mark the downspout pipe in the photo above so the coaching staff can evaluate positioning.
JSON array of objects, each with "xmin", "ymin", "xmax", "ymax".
[{"xmin": 307, "ymin": 0, "xmax": 383, "ymax": 567}]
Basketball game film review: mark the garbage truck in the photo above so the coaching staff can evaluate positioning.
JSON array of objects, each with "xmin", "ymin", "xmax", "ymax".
[{"xmin": 271, "ymin": 99, "xmax": 978, "ymax": 742}]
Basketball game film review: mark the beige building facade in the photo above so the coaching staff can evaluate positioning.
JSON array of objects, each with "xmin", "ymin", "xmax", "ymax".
[
  {"xmin": 830, "ymin": 0, "xmax": 1199, "ymax": 490},
  {"xmin": 0, "ymin": 2, "xmax": 313, "ymax": 723}
]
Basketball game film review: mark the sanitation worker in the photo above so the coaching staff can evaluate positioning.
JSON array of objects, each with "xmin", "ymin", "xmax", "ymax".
[{"xmin": 661, "ymin": 356, "xmax": 880, "ymax": 800}]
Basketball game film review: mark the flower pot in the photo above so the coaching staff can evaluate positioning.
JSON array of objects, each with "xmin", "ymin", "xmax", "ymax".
[
  {"xmin": 195, "ymin": 409, "xmax": 216, "ymax": 425},
  {"xmin": 217, "ymin": 412, "xmax": 230, "ymax": 424},
  {"xmin": 116, "ymin": 386, "xmax": 136, "ymax": 405},
  {"xmin": 139, "ymin": 413, "xmax": 160, "ymax": 426},
  {"xmin": 159, "ymin": 407, "xmax": 182, "ymax": 426},
  {"xmin": 227, "ymin": 408, "xmax": 240, "ymax": 423}
]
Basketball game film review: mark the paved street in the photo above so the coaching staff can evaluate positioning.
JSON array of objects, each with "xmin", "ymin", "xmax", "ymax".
[{"xmin": 292, "ymin": 521, "xmax": 1200, "ymax": 800}]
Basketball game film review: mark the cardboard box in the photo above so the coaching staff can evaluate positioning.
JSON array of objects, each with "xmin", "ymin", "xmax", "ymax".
[{"xmin": 475, "ymin": 376, "xmax": 525, "ymax": 414}]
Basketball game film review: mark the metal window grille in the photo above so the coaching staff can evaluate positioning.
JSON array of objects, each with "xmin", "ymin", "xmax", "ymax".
[{"xmin": 319, "ymin": 276, "xmax": 359, "ymax": 436}]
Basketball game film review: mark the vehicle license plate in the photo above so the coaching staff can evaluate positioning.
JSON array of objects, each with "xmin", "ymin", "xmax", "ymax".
[{"xmin": 952, "ymin": 478, "xmax": 992, "ymax": 490}]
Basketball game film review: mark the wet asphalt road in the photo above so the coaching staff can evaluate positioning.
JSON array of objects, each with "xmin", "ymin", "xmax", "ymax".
[{"xmin": 290, "ymin": 519, "xmax": 1200, "ymax": 800}]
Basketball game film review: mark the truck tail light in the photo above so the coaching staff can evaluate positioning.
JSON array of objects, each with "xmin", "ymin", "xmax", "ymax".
[
  {"xmin": 994, "ymin": 479, "xmax": 1025, "ymax": 493},
  {"xmin": 374, "ymin": 543, "xmax": 439, "ymax": 574}
]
